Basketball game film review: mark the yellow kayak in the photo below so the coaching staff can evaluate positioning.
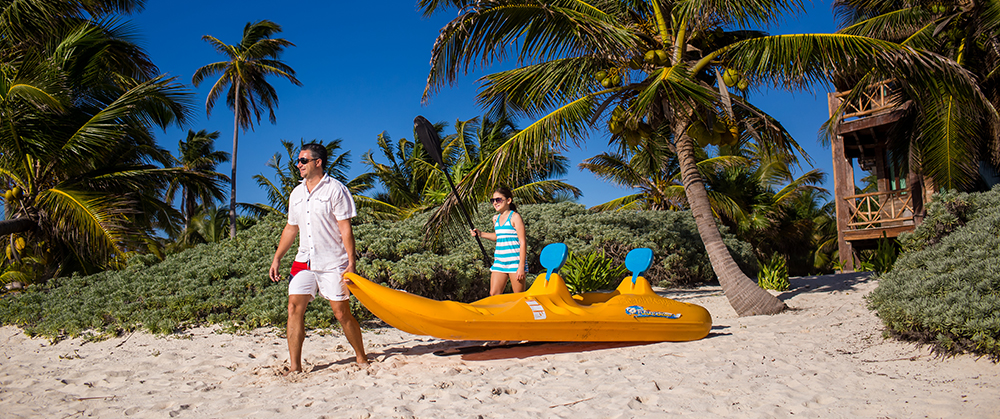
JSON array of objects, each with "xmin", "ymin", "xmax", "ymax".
[{"xmin": 346, "ymin": 244, "xmax": 712, "ymax": 342}]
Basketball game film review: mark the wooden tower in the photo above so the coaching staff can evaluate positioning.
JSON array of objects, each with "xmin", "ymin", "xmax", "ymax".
[{"xmin": 827, "ymin": 81, "xmax": 930, "ymax": 272}]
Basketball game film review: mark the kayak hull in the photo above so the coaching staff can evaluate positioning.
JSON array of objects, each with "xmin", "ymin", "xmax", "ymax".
[{"xmin": 345, "ymin": 272, "xmax": 712, "ymax": 342}]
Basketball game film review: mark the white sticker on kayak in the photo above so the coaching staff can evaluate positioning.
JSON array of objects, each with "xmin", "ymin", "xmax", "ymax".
[{"xmin": 525, "ymin": 299, "xmax": 546, "ymax": 320}]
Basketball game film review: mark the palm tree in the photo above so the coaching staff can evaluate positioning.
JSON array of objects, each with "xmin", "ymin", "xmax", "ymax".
[
  {"xmin": 419, "ymin": 0, "xmax": 984, "ymax": 316},
  {"xmin": 359, "ymin": 130, "xmax": 442, "ymax": 221},
  {"xmin": 706, "ymin": 151, "xmax": 827, "ymax": 275},
  {"xmin": 0, "ymin": 3, "xmax": 193, "ymax": 283},
  {"xmin": 584, "ymin": 131, "xmax": 829, "ymax": 275},
  {"xmin": 790, "ymin": 189, "xmax": 838, "ymax": 273},
  {"xmin": 192, "ymin": 20, "xmax": 302, "ymax": 238},
  {"xmin": 424, "ymin": 114, "xmax": 581, "ymax": 240},
  {"xmin": 832, "ymin": 0, "xmax": 1000, "ymax": 190},
  {"xmin": 165, "ymin": 130, "xmax": 230, "ymax": 223},
  {"xmin": 359, "ymin": 115, "xmax": 580, "ymax": 231},
  {"xmin": 582, "ymin": 134, "xmax": 708, "ymax": 211},
  {"xmin": 169, "ymin": 204, "xmax": 233, "ymax": 250}
]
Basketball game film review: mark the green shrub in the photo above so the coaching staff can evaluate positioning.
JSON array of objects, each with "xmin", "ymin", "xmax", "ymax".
[
  {"xmin": 357, "ymin": 202, "xmax": 756, "ymax": 300},
  {"xmin": 0, "ymin": 214, "xmax": 368, "ymax": 340},
  {"xmin": 867, "ymin": 186, "xmax": 1000, "ymax": 360},
  {"xmin": 0, "ymin": 202, "xmax": 758, "ymax": 340},
  {"xmin": 515, "ymin": 202, "xmax": 757, "ymax": 287},
  {"xmin": 757, "ymin": 254, "xmax": 790, "ymax": 291},
  {"xmin": 561, "ymin": 250, "xmax": 629, "ymax": 294}
]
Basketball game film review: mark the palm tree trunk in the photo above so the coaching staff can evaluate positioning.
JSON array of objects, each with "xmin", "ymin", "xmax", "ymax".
[
  {"xmin": 675, "ymin": 126, "xmax": 787, "ymax": 316},
  {"xmin": 229, "ymin": 83, "xmax": 241, "ymax": 239}
]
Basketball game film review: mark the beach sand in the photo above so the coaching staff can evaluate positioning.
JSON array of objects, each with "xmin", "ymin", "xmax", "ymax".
[{"xmin": 1, "ymin": 272, "xmax": 997, "ymax": 418}]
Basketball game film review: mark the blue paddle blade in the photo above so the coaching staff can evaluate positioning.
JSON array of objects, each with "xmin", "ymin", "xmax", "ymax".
[
  {"xmin": 625, "ymin": 248, "xmax": 654, "ymax": 284},
  {"xmin": 540, "ymin": 243, "xmax": 568, "ymax": 282}
]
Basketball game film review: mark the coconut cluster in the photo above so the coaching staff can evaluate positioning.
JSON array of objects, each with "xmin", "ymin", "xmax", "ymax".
[
  {"xmin": 687, "ymin": 116, "xmax": 739, "ymax": 147},
  {"xmin": 722, "ymin": 68, "xmax": 749, "ymax": 91}
]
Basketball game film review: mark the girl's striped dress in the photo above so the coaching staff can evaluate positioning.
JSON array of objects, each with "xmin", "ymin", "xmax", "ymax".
[{"xmin": 491, "ymin": 211, "xmax": 521, "ymax": 273}]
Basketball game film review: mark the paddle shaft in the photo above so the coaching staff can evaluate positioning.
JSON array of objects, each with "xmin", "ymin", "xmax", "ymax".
[
  {"xmin": 413, "ymin": 116, "xmax": 491, "ymax": 268},
  {"xmin": 443, "ymin": 168, "xmax": 492, "ymax": 269}
]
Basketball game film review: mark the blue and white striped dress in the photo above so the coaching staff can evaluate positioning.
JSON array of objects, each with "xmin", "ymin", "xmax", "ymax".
[{"xmin": 491, "ymin": 211, "xmax": 521, "ymax": 273}]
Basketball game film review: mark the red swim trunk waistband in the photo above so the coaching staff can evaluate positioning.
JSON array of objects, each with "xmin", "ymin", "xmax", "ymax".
[{"xmin": 290, "ymin": 261, "xmax": 310, "ymax": 277}]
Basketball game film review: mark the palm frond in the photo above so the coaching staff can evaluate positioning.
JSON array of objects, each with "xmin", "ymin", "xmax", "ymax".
[
  {"xmin": 424, "ymin": 0, "xmax": 636, "ymax": 100},
  {"xmin": 589, "ymin": 193, "xmax": 648, "ymax": 212}
]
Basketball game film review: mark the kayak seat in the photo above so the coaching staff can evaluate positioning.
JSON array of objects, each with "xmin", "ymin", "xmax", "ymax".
[
  {"xmin": 538, "ymin": 242, "xmax": 568, "ymax": 282},
  {"xmin": 617, "ymin": 248, "xmax": 657, "ymax": 294},
  {"xmin": 625, "ymin": 248, "xmax": 653, "ymax": 284},
  {"xmin": 527, "ymin": 243, "xmax": 585, "ymax": 314}
]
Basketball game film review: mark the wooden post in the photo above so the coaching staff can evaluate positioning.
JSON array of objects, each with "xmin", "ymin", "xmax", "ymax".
[
  {"xmin": 829, "ymin": 93, "xmax": 855, "ymax": 272},
  {"xmin": 906, "ymin": 145, "xmax": 924, "ymax": 226}
]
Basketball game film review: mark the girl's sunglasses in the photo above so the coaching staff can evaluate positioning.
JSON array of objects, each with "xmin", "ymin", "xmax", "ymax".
[{"xmin": 489, "ymin": 197, "xmax": 504, "ymax": 204}]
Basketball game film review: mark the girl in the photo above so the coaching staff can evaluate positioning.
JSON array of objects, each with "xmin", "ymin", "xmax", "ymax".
[{"xmin": 471, "ymin": 187, "xmax": 527, "ymax": 295}]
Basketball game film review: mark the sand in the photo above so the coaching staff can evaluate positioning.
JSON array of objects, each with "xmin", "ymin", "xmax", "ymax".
[{"xmin": 1, "ymin": 272, "xmax": 997, "ymax": 418}]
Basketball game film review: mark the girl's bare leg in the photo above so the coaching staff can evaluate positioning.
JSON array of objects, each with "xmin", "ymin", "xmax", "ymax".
[
  {"xmin": 509, "ymin": 273, "xmax": 526, "ymax": 293},
  {"xmin": 489, "ymin": 271, "xmax": 509, "ymax": 295}
]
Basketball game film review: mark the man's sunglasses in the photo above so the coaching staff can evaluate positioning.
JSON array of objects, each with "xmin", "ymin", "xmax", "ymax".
[
  {"xmin": 297, "ymin": 158, "xmax": 317, "ymax": 165},
  {"xmin": 489, "ymin": 197, "xmax": 504, "ymax": 204}
]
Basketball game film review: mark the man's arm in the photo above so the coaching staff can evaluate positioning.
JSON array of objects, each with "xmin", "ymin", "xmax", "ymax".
[
  {"xmin": 269, "ymin": 224, "xmax": 299, "ymax": 282},
  {"xmin": 338, "ymin": 218, "xmax": 356, "ymax": 275}
]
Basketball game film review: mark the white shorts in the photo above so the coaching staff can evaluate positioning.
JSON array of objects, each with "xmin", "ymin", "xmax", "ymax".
[{"xmin": 288, "ymin": 270, "xmax": 351, "ymax": 302}]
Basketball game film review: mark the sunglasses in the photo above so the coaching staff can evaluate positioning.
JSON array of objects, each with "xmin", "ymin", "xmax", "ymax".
[
  {"xmin": 297, "ymin": 157, "xmax": 317, "ymax": 165},
  {"xmin": 489, "ymin": 197, "xmax": 504, "ymax": 204}
]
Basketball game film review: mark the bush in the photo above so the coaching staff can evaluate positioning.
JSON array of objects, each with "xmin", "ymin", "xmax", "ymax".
[
  {"xmin": 757, "ymin": 254, "xmax": 790, "ymax": 291},
  {"xmin": 359, "ymin": 202, "xmax": 757, "ymax": 300},
  {"xmin": 516, "ymin": 202, "xmax": 757, "ymax": 287},
  {"xmin": 1, "ymin": 214, "xmax": 300, "ymax": 339},
  {"xmin": 867, "ymin": 186, "xmax": 1000, "ymax": 360},
  {"xmin": 0, "ymin": 202, "xmax": 758, "ymax": 340},
  {"xmin": 561, "ymin": 250, "xmax": 629, "ymax": 294}
]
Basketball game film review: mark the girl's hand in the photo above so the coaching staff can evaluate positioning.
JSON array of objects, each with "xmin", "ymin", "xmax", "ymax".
[
  {"xmin": 515, "ymin": 267, "xmax": 526, "ymax": 283},
  {"xmin": 470, "ymin": 228, "xmax": 480, "ymax": 237}
]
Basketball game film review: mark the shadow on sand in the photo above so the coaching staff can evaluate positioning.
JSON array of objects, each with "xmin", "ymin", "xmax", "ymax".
[
  {"xmin": 775, "ymin": 271, "xmax": 874, "ymax": 302},
  {"xmin": 367, "ymin": 327, "xmax": 732, "ymax": 361},
  {"xmin": 436, "ymin": 340, "xmax": 656, "ymax": 361}
]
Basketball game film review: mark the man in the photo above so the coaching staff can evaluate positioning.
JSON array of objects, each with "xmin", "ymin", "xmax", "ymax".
[{"xmin": 269, "ymin": 143, "xmax": 368, "ymax": 372}]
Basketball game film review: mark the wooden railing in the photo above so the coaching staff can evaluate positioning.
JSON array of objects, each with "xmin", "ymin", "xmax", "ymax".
[
  {"xmin": 845, "ymin": 190, "xmax": 914, "ymax": 230},
  {"xmin": 834, "ymin": 80, "xmax": 903, "ymax": 120}
]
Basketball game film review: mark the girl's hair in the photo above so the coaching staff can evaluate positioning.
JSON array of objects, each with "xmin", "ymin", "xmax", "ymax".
[{"xmin": 494, "ymin": 186, "xmax": 517, "ymax": 212}]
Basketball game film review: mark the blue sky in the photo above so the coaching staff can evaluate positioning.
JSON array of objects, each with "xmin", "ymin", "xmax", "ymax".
[{"xmin": 130, "ymin": 1, "xmax": 841, "ymax": 209}]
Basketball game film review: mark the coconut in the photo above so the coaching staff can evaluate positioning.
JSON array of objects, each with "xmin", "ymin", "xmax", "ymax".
[
  {"xmin": 654, "ymin": 50, "xmax": 668, "ymax": 66},
  {"xmin": 723, "ymin": 69, "xmax": 740, "ymax": 87},
  {"xmin": 644, "ymin": 50, "xmax": 658, "ymax": 64}
]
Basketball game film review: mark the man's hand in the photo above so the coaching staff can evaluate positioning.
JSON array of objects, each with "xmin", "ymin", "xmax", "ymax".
[{"xmin": 269, "ymin": 260, "xmax": 283, "ymax": 282}]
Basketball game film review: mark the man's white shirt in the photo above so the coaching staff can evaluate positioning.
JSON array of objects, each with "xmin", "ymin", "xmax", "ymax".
[{"xmin": 287, "ymin": 174, "xmax": 356, "ymax": 272}]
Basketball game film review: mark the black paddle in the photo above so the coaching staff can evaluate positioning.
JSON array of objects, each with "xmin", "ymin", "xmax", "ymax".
[{"xmin": 414, "ymin": 115, "xmax": 491, "ymax": 268}]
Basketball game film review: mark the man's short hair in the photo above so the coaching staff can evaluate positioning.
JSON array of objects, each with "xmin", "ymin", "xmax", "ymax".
[{"xmin": 301, "ymin": 143, "xmax": 327, "ymax": 168}]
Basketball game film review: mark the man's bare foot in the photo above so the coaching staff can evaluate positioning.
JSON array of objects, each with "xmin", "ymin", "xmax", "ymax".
[{"xmin": 356, "ymin": 356, "xmax": 370, "ymax": 366}]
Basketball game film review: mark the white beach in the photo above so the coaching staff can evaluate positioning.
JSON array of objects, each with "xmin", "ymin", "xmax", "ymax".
[{"xmin": 1, "ymin": 272, "xmax": 997, "ymax": 418}]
